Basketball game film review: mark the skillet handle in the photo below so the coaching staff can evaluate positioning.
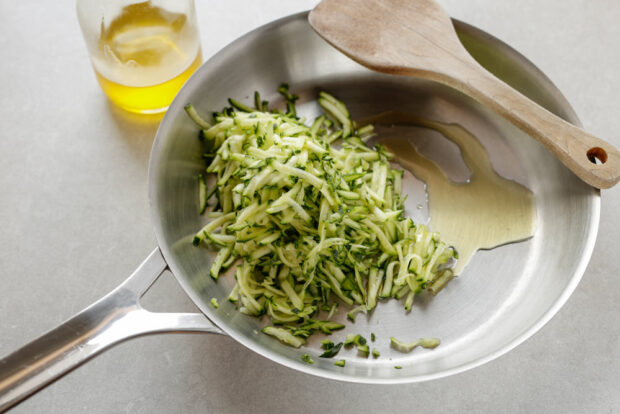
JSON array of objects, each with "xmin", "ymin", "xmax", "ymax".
[{"xmin": 0, "ymin": 248, "xmax": 222, "ymax": 413}]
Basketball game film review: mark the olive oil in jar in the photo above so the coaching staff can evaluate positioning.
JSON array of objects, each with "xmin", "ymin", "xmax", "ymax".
[{"xmin": 80, "ymin": 1, "xmax": 202, "ymax": 114}]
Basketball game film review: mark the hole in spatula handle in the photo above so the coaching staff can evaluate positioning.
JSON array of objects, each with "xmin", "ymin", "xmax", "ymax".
[{"xmin": 587, "ymin": 147, "xmax": 608, "ymax": 164}]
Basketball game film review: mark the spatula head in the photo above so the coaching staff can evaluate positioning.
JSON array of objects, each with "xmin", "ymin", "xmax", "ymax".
[{"xmin": 309, "ymin": 0, "xmax": 467, "ymax": 74}]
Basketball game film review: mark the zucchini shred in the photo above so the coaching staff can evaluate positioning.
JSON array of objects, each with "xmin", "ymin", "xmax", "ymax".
[{"xmin": 185, "ymin": 85, "xmax": 456, "ymax": 350}]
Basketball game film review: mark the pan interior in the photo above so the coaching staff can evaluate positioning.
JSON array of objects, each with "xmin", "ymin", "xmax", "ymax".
[{"xmin": 149, "ymin": 13, "xmax": 599, "ymax": 382}]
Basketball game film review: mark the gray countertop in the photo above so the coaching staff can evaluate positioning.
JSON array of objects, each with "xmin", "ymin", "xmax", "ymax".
[{"xmin": 1, "ymin": 0, "xmax": 618, "ymax": 413}]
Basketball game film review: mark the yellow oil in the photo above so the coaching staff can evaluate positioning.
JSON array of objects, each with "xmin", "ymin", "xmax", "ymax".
[
  {"xmin": 365, "ymin": 111, "xmax": 537, "ymax": 275},
  {"xmin": 94, "ymin": 53, "xmax": 201, "ymax": 114},
  {"xmin": 93, "ymin": 1, "xmax": 202, "ymax": 113}
]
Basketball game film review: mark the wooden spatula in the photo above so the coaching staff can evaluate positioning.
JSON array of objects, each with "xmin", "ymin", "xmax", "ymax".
[{"xmin": 309, "ymin": 0, "xmax": 620, "ymax": 189}]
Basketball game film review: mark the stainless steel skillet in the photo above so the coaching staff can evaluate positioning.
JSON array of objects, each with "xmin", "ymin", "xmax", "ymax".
[{"xmin": 0, "ymin": 11, "xmax": 599, "ymax": 411}]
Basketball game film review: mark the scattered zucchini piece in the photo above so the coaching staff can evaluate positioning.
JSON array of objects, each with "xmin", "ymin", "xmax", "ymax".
[
  {"xmin": 210, "ymin": 298, "xmax": 219, "ymax": 309},
  {"xmin": 262, "ymin": 326, "xmax": 306, "ymax": 348},
  {"xmin": 371, "ymin": 332, "xmax": 376, "ymax": 342},
  {"xmin": 372, "ymin": 348, "xmax": 380, "ymax": 358},
  {"xmin": 301, "ymin": 319, "xmax": 345, "ymax": 335},
  {"xmin": 390, "ymin": 336, "xmax": 441, "ymax": 353},
  {"xmin": 321, "ymin": 340, "xmax": 335, "ymax": 350},
  {"xmin": 228, "ymin": 98, "xmax": 254, "ymax": 113},
  {"xmin": 320, "ymin": 342, "xmax": 343, "ymax": 358},
  {"xmin": 419, "ymin": 338, "xmax": 441, "ymax": 349},
  {"xmin": 254, "ymin": 91, "xmax": 263, "ymax": 111},
  {"xmin": 394, "ymin": 365, "xmax": 402, "ymax": 369},
  {"xmin": 334, "ymin": 359, "xmax": 346, "ymax": 367},
  {"xmin": 346, "ymin": 305, "xmax": 366, "ymax": 322},
  {"xmin": 326, "ymin": 302, "xmax": 338, "ymax": 320},
  {"xmin": 357, "ymin": 344, "xmax": 370, "ymax": 357},
  {"xmin": 184, "ymin": 104, "xmax": 211, "ymax": 129},
  {"xmin": 198, "ymin": 174, "xmax": 208, "ymax": 214},
  {"xmin": 344, "ymin": 334, "xmax": 357, "ymax": 347},
  {"xmin": 301, "ymin": 353, "xmax": 314, "ymax": 364},
  {"xmin": 344, "ymin": 333, "xmax": 369, "ymax": 357},
  {"xmin": 344, "ymin": 333, "xmax": 364, "ymax": 347}
]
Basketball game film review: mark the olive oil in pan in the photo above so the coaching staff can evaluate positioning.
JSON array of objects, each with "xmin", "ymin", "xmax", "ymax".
[{"xmin": 366, "ymin": 112, "xmax": 536, "ymax": 275}]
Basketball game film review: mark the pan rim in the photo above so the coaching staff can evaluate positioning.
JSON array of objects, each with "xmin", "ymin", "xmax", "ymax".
[{"xmin": 148, "ymin": 11, "xmax": 600, "ymax": 383}]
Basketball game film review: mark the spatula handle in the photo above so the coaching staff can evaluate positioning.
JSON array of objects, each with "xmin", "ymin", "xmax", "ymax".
[{"xmin": 436, "ymin": 58, "xmax": 620, "ymax": 188}]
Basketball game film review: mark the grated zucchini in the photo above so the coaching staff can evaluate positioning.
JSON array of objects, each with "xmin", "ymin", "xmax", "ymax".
[{"xmin": 186, "ymin": 86, "xmax": 456, "ymax": 347}]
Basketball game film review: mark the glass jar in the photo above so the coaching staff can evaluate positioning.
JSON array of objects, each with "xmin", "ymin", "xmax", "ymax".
[{"xmin": 77, "ymin": 0, "xmax": 202, "ymax": 114}]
